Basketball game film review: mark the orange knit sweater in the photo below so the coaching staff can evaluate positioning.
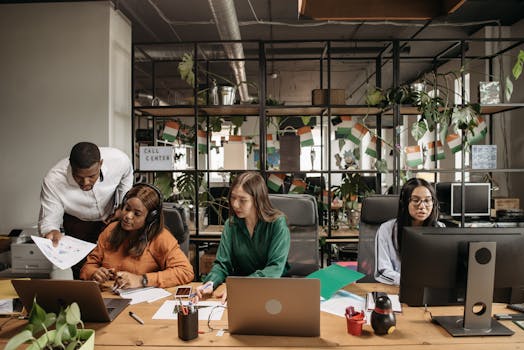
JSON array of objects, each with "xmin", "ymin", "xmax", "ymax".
[{"xmin": 80, "ymin": 222, "xmax": 194, "ymax": 287}]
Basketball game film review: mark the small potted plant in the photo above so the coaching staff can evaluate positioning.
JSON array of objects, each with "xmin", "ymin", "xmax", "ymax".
[{"xmin": 4, "ymin": 298, "xmax": 94, "ymax": 350}]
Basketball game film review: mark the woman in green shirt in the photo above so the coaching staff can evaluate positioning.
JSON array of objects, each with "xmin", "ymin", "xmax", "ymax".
[{"xmin": 195, "ymin": 172, "xmax": 291, "ymax": 302}]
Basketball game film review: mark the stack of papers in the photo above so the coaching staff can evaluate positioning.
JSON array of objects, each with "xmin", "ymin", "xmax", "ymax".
[
  {"xmin": 116, "ymin": 287, "xmax": 172, "ymax": 304},
  {"xmin": 365, "ymin": 292, "xmax": 402, "ymax": 312}
]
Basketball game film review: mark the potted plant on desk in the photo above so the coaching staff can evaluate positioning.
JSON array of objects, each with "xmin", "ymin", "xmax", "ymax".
[{"xmin": 4, "ymin": 299, "xmax": 94, "ymax": 350}]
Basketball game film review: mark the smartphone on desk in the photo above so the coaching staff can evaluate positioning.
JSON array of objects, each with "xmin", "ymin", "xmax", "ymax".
[{"xmin": 175, "ymin": 286, "xmax": 193, "ymax": 298}]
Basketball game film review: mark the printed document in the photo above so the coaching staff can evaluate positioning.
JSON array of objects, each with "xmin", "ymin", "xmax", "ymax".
[{"xmin": 31, "ymin": 235, "xmax": 96, "ymax": 270}]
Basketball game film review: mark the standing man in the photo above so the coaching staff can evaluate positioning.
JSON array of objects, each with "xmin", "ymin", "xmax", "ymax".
[{"xmin": 39, "ymin": 142, "xmax": 133, "ymax": 277}]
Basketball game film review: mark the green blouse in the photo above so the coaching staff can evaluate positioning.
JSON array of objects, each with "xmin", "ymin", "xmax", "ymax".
[{"xmin": 204, "ymin": 215, "xmax": 291, "ymax": 287}]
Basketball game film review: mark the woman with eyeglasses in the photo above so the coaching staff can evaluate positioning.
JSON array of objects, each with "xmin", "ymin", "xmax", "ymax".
[{"xmin": 374, "ymin": 178, "xmax": 444, "ymax": 285}]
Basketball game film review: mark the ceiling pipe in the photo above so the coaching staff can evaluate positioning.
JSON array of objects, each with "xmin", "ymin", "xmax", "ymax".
[{"xmin": 208, "ymin": 0, "xmax": 252, "ymax": 103}]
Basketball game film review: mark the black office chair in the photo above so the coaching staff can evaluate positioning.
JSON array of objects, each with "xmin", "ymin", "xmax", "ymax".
[
  {"xmin": 356, "ymin": 195, "xmax": 399, "ymax": 282},
  {"xmin": 269, "ymin": 194, "xmax": 320, "ymax": 277},
  {"xmin": 163, "ymin": 203, "xmax": 190, "ymax": 257}
]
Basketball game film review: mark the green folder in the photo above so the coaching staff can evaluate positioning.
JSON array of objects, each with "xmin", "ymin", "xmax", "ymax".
[{"xmin": 306, "ymin": 264, "xmax": 365, "ymax": 300}]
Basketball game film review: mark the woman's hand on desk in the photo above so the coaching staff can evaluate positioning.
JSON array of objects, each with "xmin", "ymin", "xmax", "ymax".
[
  {"xmin": 91, "ymin": 267, "xmax": 116, "ymax": 284},
  {"xmin": 192, "ymin": 282, "xmax": 227, "ymax": 304},
  {"xmin": 112, "ymin": 271, "xmax": 142, "ymax": 289}
]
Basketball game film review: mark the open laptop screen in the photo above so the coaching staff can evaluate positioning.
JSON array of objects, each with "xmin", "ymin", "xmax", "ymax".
[
  {"xmin": 226, "ymin": 277, "xmax": 320, "ymax": 337},
  {"xmin": 11, "ymin": 279, "xmax": 130, "ymax": 322}
]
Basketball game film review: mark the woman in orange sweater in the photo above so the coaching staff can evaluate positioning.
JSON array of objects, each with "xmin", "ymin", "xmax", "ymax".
[{"xmin": 80, "ymin": 183, "xmax": 194, "ymax": 288}]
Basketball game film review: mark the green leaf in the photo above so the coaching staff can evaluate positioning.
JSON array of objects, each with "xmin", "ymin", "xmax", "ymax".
[
  {"xmin": 512, "ymin": 49, "xmax": 524, "ymax": 80},
  {"xmin": 178, "ymin": 53, "xmax": 195, "ymax": 87},
  {"xmin": 4, "ymin": 330, "xmax": 34, "ymax": 350},
  {"xmin": 338, "ymin": 139, "xmax": 345, "ymax": 150},
  {"xmin": 505, "ymin": 76, "xmax": 514, "ymax": 102},
  {"xmin": 411, "ymin": 121, "xmax": 428, "ymax": 141},
  {"xmin": 53, "ymin": 324, "xmax": 68, "ymax": 347},
  {"xmin": 65, "ymin": 303, "xmax": 81, "ymax": 326},
  {"xmin": 66, "ymin": 341, "xmax": 80, "ymax": 350},
  {"xmin": 301, "ymin": 116, "xmax": 311, "ymax": 126},
  {"xmin": 366, "ymin": 87, "xmax": 384, "ymax": 106},
  {"xmin": 375, "ymin": 159, "xmax": 388, "ymax": 173}
]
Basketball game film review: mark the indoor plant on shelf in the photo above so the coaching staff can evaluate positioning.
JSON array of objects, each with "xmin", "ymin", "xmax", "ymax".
[{"xmin": 5, "ymin": 299, "xmax": 94, "ymax": 350}]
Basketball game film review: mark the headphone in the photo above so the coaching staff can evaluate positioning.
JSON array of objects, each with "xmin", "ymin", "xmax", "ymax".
[{"xmin": 122, "ymin": 183, "xmax": 163, "ymax": 225}]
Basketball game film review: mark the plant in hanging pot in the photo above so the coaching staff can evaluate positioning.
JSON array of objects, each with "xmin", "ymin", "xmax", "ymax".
[
  {"xmin": 4, "ymin": 298, "xmax": 94, "ymax": 350},
  {"xmin": 178, "ymin": 53, "xmax": 258, "ymax": 105}
]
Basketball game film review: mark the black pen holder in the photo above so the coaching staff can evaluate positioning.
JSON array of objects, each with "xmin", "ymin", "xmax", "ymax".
[{"xmin": 177, "ymin": 310, "xmax": 198, "ymax": 341}]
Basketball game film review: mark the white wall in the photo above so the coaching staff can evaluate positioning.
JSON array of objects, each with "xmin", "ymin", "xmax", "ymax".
[{"xmin": 0, "ymin": 1, "xmax": 131, "ymax": 233}]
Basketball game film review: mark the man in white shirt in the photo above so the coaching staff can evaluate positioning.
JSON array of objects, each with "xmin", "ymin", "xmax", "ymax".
[{"xmin": 39, "ymin": 141, "xmax": 133, "ymax": 248}]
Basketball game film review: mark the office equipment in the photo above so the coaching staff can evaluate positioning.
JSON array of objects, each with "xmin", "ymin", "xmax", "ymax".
[
  {"xmin": 495, "ymin": 313, "xmax": 524, "ymax": 320},
  {"xmin": 400, "ymin": 227, "xmax": 524, "ymax": 306},
  {"xmin": 226, "ymin": 277, "xmax": 320, "ymax": 337},
  {"xmin": 450, "ymin": 182, "xmax": 491, "ymax": 218},
  {"xmin": 129, "ymin": 311, "xmax": 145, "ymax": 324},
  {"xmin": 12, "ymin": 279, "xmax": 131, "ymax": 322},
  {"xmin": 307, "ymin": 264, "xmax": 364, "ymax": 299},
  {"xmin": 268, "ymin": 194, "xmax": 319, "ymax": 276},
  {"xmin": 508, "ymin": 303, "xmax": 524, "ymax": 313},
  {"xmin": 356, "ymin": 195, "xmax": 399, "ymax": 282},
  {"xmin": 10, "ymin": 242, "xmax": 53, "ymax": 274},
  {"xmin": 175, "ymin": 286, "xmax": 193, "ymax": 298},
  {"xmin": 400, "ymin": 227, "xmax": 524, "ymax": 336}
]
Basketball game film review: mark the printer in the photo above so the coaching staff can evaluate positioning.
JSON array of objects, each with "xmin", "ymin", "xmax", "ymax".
[{"xmin": 10, "ymin": 228, "xmax": 53, "ymax": 274}]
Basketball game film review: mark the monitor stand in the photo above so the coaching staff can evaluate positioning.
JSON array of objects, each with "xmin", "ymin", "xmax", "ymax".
[{"xmin": 432, "ymin": 242, "xmax": 514, "ymax": 337}]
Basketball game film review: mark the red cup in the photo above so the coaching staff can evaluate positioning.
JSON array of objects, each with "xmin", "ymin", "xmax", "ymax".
[{"xmin": 346, "ymin": 311, "xmax": 366, "ymax": 336}]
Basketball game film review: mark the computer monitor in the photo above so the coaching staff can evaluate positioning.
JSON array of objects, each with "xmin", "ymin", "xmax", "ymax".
[
  {"xmin": 400, "ymin": 226, "xmax": 524, "ymax": 306},
  {"xmin": 435, "ymin": 182, "xmax": 452, "ymax": 215},
  {"xmin": 450, "ymin": 182, "xmax": 491, "ymax": 217},
  {"xmin": 400, "ymin": 227, "xmax": 524, "ymax": 336}
]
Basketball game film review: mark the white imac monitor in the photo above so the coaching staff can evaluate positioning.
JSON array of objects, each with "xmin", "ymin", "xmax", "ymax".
[{"xmin": 450, "ymin": 182, "xmax": 491, "ymax": 217}]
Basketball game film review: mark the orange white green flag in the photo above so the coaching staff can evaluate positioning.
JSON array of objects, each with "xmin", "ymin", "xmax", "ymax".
[
  {"xmin": 289, "ymin": 179, "xmax": 307, "ymax": 194},
  {"xmin": 365, "ymin": 135, "xmax": 379, "ymax": 158},
  {"xmin": 197, "ymin": 130, "xmax": 207, "ymax": 153},
  {"xmin": 336, "ymin": 116, "xmax": 352, "ymax": 136},
  {"xmin": 297, "ymin": 126, "xmax": 314, "ymax": 147},
  {"xmin": 347, "ymin": 123, "xmax": 369, "ymax": 145},
  {"xmin": 446, "ymin": 133, "xmax": 462, "ymax": 153},
  {"xmin": 162, "ymin": 121, "xmax": 180, "ymax": 142},
  {"xmin": 405, "ymin": 145, "xmax": 423, "ymax": 168},
  {"xmin": 267, "ymin": 173, "xmax": 285, "ymax": 192},
  {"xmin": 468, "ymin": 116, "xmax": 487, "ymax": 144},
  {"xmin": 267, "ymin": 134, "xmax": 276, "ymax": 154},
  {"xmin": 428, "ymin": 140, "xmax": 445, "ymax": 161}
]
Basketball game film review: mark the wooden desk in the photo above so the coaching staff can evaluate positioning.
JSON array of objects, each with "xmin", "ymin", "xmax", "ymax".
[{"xmin": 1, "ymin": 283, "xmax": 523, "ymax": 349}]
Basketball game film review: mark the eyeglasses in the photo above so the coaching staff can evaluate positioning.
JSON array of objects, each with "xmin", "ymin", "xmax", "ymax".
[{"xmin": 409, "ymin": 197, "xmax": 434, "ymax": 207}]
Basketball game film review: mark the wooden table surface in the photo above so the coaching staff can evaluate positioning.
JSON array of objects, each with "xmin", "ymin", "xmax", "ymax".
[{"xmin": 1, "ymin": 283, "xmax": 523, "ymax": 349}]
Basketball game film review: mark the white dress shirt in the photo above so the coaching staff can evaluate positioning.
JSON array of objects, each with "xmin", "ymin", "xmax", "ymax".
[{"xmin": 38, "ymin": 147, "xmax": 133, "ymax": 235}]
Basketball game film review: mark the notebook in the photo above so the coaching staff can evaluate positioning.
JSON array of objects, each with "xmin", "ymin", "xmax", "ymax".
[
  {"xmin": 11, "ymin": 279, "xmax": 131, "ymax": 322},
  {"xmin": 226, "ymin": 277, "xmax": 320, "ymax": 337}
]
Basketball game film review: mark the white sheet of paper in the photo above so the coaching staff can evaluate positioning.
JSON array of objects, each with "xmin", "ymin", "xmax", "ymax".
[
  {"xmin": 121, "ymin": 288, "xmax": 172, "ymax": 305},
  {"xmin": 0, "ymin": 299, "xmax": 14, "ymax": 314},
  {"xmin": 152, "ymin": 300, "xmax": 225, "ymax": 321},
  {"xmin": 31, "ymin": 235, "xmax": 96, "ymax": 270},
  {"xmin": 321, "ymin": 289, "xmax": 366, "ymax": 318}
]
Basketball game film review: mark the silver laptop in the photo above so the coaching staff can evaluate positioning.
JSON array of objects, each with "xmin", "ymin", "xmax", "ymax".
[
  {"xmin": 11, "ymin": 279, "xmax": 131, "ymax": 322},
  {"xmin": 226, "ymin": 277, "xmax": 320, "ymax": 337}
]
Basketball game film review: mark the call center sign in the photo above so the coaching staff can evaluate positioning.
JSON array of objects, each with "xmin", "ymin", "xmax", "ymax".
[{"xmin": 139, "ymin": 146, "xmax": 174, "ymax": 170}]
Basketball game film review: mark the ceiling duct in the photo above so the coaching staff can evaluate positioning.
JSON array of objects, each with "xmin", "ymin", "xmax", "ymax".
[{"xmin": 208, "ymin": 0, "xmax": 251, "ymax": 103}]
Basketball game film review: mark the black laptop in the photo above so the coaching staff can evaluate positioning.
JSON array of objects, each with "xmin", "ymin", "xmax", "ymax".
[{"xmin": 11, "ymin": 279, "xmax": 131, "ymax": 322}]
